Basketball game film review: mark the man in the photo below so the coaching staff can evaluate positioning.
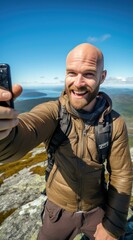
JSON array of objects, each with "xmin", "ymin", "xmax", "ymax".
[{"xmin": 0, "ymin": 43, "xmax": 132, "ymax": 240}]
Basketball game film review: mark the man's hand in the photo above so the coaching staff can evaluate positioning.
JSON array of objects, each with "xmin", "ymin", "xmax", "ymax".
[
  {"xmin": 94, "ymin": 223, "xmax": 117, "ymax": 240},
  {"xmin": 0, "ymin": 84, "xmax": 22, "ymax": 140}
]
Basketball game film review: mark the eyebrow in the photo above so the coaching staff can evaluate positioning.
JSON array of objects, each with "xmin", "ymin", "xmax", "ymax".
[
  {"xmin": 83, "ymin": 69, "xmax": 96, "ymax": 73},
  {"xmin": 66, "ymin": 67, "xmax": 96, "ymax": 72},
  {"xmin": 66, "ymin": 67, "xmax": 75, "ymax": 71}
]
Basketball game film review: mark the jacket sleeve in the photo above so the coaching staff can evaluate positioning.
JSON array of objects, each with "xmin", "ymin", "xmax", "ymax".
[
  {"xmin": 102, "ymin": 115, "xmax": 133, "ymax": 238},
  {"xmin": 0, "ymin": 101, "xmax": 59, "ymax": 162}
]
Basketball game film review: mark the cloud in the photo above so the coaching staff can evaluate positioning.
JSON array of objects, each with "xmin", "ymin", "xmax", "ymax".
[
  {"xmin": 87, "ymin": 34, "xmax": 111, "ymax": 43},
  {"xmin": 103, "ymin": 76, "xmax": 133, "ymax": 86},
  {"xmin": 126, "ymin": 77, "xmax": 133, "ymax": 82}
]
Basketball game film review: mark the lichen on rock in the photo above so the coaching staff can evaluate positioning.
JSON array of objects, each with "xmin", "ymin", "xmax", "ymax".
[{"xmin": 0, "ymin": 145, "xmax": 132, "ymax": 240}]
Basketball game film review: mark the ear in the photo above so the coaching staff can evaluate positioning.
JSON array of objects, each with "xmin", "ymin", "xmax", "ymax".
[{"xmin": 100, "ymin": 70, "xmax": 107, "ymax": 84}]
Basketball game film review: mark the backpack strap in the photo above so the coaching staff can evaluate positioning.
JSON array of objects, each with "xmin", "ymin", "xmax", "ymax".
[
  {"xmin": 45, "ymin": 103, "xmax": 72, "ymax": 181},
  {"xmin": 95, "ymin": 113, "xmax": 112, "ymax": 164},
  {"xmin": 48, "ymin": 104, "xmax": 71, "ymax": 154}
]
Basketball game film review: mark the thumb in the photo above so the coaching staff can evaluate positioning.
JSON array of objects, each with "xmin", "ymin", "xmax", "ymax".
[{"xmin": 12, "ymin": 84, "xmax": 23, "ymax": 99}]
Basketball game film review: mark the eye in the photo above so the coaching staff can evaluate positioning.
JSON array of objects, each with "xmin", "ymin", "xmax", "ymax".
[
  {"xmin": 67, "ymin": 71, "xmax": 76, "ymax": 77},
  {"xmin": 84, "ymin": 72, "xmax": 95, "ymax": 78}
]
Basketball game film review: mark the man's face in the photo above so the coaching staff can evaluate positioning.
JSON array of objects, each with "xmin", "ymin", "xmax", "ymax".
[{"xmin": 65, "ymin": 48, "xmax": 105, "ymax": 110}]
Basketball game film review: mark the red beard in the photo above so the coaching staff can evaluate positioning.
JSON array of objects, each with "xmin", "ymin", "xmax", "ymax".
[{"xmin": 65, "ymin": 85, "xmax": 100, "ymax": 110}]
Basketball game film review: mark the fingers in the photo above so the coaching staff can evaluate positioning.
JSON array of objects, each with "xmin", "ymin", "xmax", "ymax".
[
  {"xmin": 0, "ymin": 94, "xmax": 20, "ymax": 140},
  {"xmin": 0, "ymin": 90, "xmax": 12, "ymax": 101},
  {"xmin": 94, "ymin": 223, "xmax": 117, "ymax": 240},
  {"xmin": 0, "ymin": 106, "xmax": 18, "ymax": 119},
  {"xmin": 0, "ymin": 84, "xmax": 23, "ymax": 101},
  {"xmin": 0, "ymin": 110, "xmax": 19, "ymax": 140}
]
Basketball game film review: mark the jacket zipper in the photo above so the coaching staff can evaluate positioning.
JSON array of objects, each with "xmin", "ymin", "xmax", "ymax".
[{"xmin": 77, "ymin": 123, "xmax": 88, "ymax": 211}]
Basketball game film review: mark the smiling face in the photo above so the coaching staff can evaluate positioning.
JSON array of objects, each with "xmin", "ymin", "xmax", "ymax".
[{"xmin": 65, "ymin": 43, "xmax": 107, "ymax": 111}]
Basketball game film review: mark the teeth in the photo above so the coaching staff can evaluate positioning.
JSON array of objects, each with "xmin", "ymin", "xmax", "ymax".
[{"xmin": 74, "ymin": 91, "xmax": 86, "ymax": 95}]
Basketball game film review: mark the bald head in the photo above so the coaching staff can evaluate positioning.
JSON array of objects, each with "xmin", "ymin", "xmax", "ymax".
[
  {"xmin": 66, "ymin": 43, "xmax": 104, "ymax": 72},
  {"xmin": 65, "ymin": 43, "xmax": 107, "ymax": 111}
]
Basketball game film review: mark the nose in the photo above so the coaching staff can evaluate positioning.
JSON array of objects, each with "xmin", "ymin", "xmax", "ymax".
[{"xmin": 74, "ymin": 74, "xmax": 85, "ymax": 88}]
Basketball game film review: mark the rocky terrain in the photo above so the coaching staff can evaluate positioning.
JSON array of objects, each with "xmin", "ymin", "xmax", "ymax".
[{"xmin": 0, "ymin": 146, "xmax": 133, "ymax": 240}]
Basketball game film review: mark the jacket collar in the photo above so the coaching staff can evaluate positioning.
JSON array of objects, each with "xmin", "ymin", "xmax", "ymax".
[{"xmin": 59, "ymin": 91, "xmax": 112, "ymax": 124}]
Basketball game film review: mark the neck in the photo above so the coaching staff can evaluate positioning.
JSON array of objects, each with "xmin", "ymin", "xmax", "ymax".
[{"xmin": 83, "ymin": 98, "xmax": 97, "ymax": 112}]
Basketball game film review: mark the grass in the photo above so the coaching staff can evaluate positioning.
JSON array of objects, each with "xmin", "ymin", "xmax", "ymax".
[
  {"xmin": 111, "ymin": 94, "xmax": 133, "ymax": 146},
  {"xmin": 30, "ymin": 166, "xmax": 45, "ymax": 176},
  {"xmin": 0, "ymin": 208, "xmax": 17, "ymax": 225},
  {"xmin": 129, "ymin": 135, "xmax": 133, "ymax": 148},
  {"xmin": 0, "ymin": 145, "xmax": 48, "ymax": 224},
  {"xmin": 130, "ymin": 196, "xmax": 133, "ymax": 209},
  {"xmin": 0, "ymin": 149, "xmax": 47, "ymax": 185},
  {"xmin": 112, "ymin": 94, "xmax": 133, "ymax": 118}
]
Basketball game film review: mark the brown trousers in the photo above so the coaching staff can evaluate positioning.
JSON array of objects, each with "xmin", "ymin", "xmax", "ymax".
[{"xmin": 37, "ymin": 200, "xmax": 105, "ymax": 240}]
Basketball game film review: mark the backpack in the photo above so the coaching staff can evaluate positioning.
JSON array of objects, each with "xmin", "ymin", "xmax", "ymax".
[{"xmin": 44, "ymin": 103, "xmax": 112, "ymax": 183}]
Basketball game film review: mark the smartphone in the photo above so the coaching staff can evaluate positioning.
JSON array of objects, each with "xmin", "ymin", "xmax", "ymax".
[{"xmin": 0, "ymin": 63, "xmax": 14, "ymax": 108}]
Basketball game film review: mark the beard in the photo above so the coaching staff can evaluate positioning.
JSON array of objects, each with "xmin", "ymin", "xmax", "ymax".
[{"xmin": 65, "ymin": 84, "xmax": 100, "ymax": 110}]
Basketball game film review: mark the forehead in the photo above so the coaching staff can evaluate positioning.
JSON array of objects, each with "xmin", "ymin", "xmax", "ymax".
[
  {"xmin": 66, "ymin": 48, "xmax": 99, "ymax": 71},
  {"xmin": 66, "ymin": 57, "xmax": 98, "ymax": 73}
]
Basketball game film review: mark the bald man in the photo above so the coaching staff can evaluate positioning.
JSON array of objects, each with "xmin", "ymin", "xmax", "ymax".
[{"xmin": 0, "ymin": 43, "xmax": 132, "ymax": 240}]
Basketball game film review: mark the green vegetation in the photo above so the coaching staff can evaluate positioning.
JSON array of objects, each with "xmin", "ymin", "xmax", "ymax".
[
  {"xmin": 0, "ymin": 208, "xmax": 17, "ymax": 225},
  {"xmin": 109, "ymin": 94, "xmax": 133, "ymax": 148},
  {"xmin": 112, "ymin": 94, "xmax": 133, "ymax": 118},
  {"xmin": 0, "ymin": 146, "xmax": 47, "ymax": 224},
  {"xmin": 30, "ymin": 166, "xmax": 45, "ymax": 176},
  {"xmin": 129, "ymin": 136, "xmax": 133, "ymax": 148},
  {"xmin": 0, "ymin": 150, "xmax": 47, "ymax": 185},
  {"xmin": 130, "ymin": 196, "xmax": 133, "ymax": 207},
  {"xmin": 111, "ymin": 94, "xmax": 133, "ymax": 141}
]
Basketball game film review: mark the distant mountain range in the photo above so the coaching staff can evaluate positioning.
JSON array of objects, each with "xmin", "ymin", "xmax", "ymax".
[{"xmin": 103, "ymin": 77, "xmax": 133, "ymax": 86}]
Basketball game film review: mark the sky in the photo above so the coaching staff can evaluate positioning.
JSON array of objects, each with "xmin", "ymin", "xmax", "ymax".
[{"xmin": 0, "ymin": 0, "xmax": 133, "ymax": 87}]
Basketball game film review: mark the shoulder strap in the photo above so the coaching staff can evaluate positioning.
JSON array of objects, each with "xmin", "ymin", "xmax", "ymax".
[
  {"xmin": 95, "ymin": 113, "xmax": 112, "ymax": 164},
  {"xmin": 48, "ymin": 104, "xmax": 72, "ymax": 154},
  {"xmin": 45, "ymin": 104, "xmax": 72, "ymax": 182}
]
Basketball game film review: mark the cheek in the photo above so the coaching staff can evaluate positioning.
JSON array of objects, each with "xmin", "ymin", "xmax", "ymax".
[
  {"xmin": 65, "ymin": 80, "xmax": 70, "ymax": 93},
  {"xmin": 87, "ymin": 79, "xmax": 100, "ymax": 88},
  {"xmin": 85, "ymin": 80, "xmax": 98, "ymax": 92},
  {"xmin": 65, "ymin": 77, "xmax": 73, "ymax": 88}
]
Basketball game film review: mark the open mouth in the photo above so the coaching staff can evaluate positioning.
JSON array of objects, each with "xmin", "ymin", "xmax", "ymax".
[{"xmin": 72, "ymin": 90, "xmax": 88, "ymax": 97}]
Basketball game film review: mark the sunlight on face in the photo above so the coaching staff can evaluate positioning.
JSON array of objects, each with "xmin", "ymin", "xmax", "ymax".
[{"xmin": 65, "ymin": 44, "xmax": 106, "ymax": 110}]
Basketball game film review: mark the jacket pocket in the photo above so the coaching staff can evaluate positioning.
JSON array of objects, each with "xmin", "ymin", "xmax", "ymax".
[{"xmin": 45, "ymin": 200, "xmax": 62, "ymax": 223}]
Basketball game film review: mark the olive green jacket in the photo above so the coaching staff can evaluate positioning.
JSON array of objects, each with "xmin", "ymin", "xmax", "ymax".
[{"xmin": 0, "ymin": 92, "xmax": 132, "ymax": 238}]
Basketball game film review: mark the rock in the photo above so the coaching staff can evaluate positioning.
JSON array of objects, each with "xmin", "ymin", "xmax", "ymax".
[
  {"xmin": 0, "ymin": 166, "xmax": 46, "ymax": 240},
  {"xmin": 0, "ymin": 168, "xmax": 45, "ymax": 212},
  {"xmin": 0, "ymin": 147, "xmax": 132, "ymax": 240},
  {"xmin": 0, "ymin": 195, "xmax": 46, "ymax": 240}
]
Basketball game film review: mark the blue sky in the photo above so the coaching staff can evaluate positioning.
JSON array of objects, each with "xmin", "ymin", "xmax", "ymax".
[{"xmin": 0, "ymin": 0, "xmax": 133, "ymax": 86}]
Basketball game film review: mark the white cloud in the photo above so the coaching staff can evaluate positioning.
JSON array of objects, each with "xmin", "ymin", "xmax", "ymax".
[
  {"xmin": 102, "ymin": 76, "xmax": 133, "ymax": 87},
  {"xmin": 126, "ymin": 77, "xmax": 133, "ymax": 82},
  {"xmin": 87, "ymin": 34, "xmax": 111, "ymax": 43}
]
